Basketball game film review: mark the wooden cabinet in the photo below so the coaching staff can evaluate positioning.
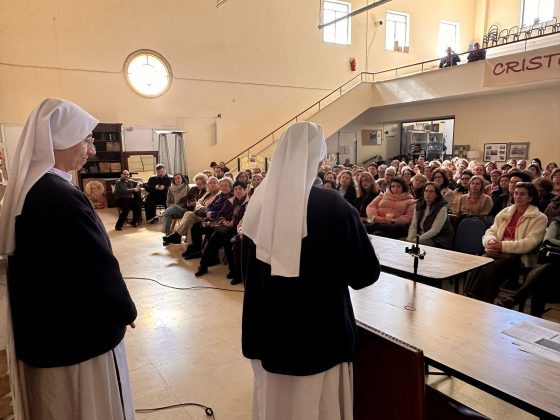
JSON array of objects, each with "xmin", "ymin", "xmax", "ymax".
[{"xmin": 78, "ymin": 123, "xmax": 123, "ymax": 207}]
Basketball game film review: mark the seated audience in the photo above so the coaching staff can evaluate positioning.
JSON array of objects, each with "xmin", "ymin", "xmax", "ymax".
[
  {"xmin": 400, "ymin": 167, "xmax": 414, "ymax": 185},
  {"xmin": 531, "ymin": 158, "xmax": 543, "ymax": 170},
  {"xmin": 183, "ymin": 177, "xmax": 234, "ymax": 259},
  {"xmin": 337, "ymin": 169, "xmax": 357, "ymax": 206},
  {"xmin": 533, "ymin": 178, "xmax": 554, "ymax": 212},
  {"xmin": 454, "ymin": 175, "xmax": 493, "ymax": 218},
  {"xmin": 376, "ymin": 166, "xmax": 395, "ymax": 192},
  {"xmin": 498, "ymin": 216, "xmax": 560, "ymax": 316},
  {"xmin": 484, "ymin": 169, "xmax": 502, "ymax": 196},
  {"xmin": 323, "ymin": 179, "xmax": 336, "ymax": 189},
  {"xmin": 551, "ymin": 167, "xmax": 560, "ymax": 195},
  {"xmin": 406, "ymin": 182, "xmax": 454, "ymax": 248},
  {"xmin": 162, "ymin": 176, "xmax": 219, "ymax": 246},
  {"xmin": 490, "ymin": 171, "xmax": 531, "ymax": 216},
  {"xmin": 517, "ymin": 160, "xmax": 527, "ymax": 171},
  {"xmin": 162, "ymin": 173, "xmax": 207, "ymax": 235},
  {"xmin": 430, "ymin": 168, "xmax": 454, "ymax": 204},
  {"xmin": 355, "ymin": 172, "xmax": 380, "ymax": 218},
  {"xmin": 195, "ymin": 181, "xmax": 249, "ymax": 284},
  {"xmin": 144, "ymin": 164, "xmax": 173, "ymax": 223},
  {"xmin": 450, "ymin": 170, "xmax": 473, "ymax": 214},
  {"xmin": 114, "ymin": 170, "xmax": 142, "ymax": 231},
  {"xmin": 367, "ymin": 163, "xmax": 378, "ymax": 179},
  {"xmin": 467, "ymin": 42, "xmax": 486, "ymax": 62},
  {"xmin": 491, "ymin": 173, "xmax": 510, "ymax": 204},
  {"xmin": 366, "ymin": 177, "xmax": 415, "ymax": 239},
  {"xmin": 411, "ymin": 173, "xmax": 428, "ymax": 199},
  {"xmin": 248, "ymin": 173, "xmax": 263, "ymax": 197},
  {"xmin": 466, "ymin": 182, "xmax": 547, "ymax": 303},
  {"xmin": 526, "ymin": 163, "xmax": 541, "ymax": 180},
  {"xmin": 160, "ymin": 173, "xmax": 189, "ymax": 234}
]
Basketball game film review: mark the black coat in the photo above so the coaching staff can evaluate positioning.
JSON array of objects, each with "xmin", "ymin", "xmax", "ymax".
[
  {"xmin": 9, "ymin": 173, "xmax": 137, "ymax": 367},
  {"xmin": 242, "ymin": 186, "xmax": 380, "ymax": 376}
]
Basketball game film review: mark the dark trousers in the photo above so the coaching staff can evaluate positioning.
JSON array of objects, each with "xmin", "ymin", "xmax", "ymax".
[
  {"xmin": 144, "ymin": 196, "xmax": 166, "ymax": 220},
  {"xmin": 511, "ymin": 263, "xmax": 560, "ymax": 317},
  {"xmin": 191, "ymin": 222, "xmax": 215, "ymax": 252},
  {"xmin": 116, "ymin": 197, "xmax": 142, "ymax": 228},
  {"xmin": 201, "ymin": 226, "xmax": 235, "ymax": 268},
  {"xmin": 366, "ymin": 223, "xmax": 409, "ymax": 239},
  {"xmin": 468, "ymin": 255, "xmax": 521, "ymax": 303}
]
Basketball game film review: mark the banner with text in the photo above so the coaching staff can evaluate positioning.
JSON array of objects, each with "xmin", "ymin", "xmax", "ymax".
[{"xmin": 483, "ymin": 46, "xmax": 560, "ymax": 87}]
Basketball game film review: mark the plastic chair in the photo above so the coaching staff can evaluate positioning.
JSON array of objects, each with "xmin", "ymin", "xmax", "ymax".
[
  {"xmin": 498, "ymin": 28, "xmax": 510, "ymax": 44},
  {"xmin": 482, "ymin": 24, "xmax": 499, "ymax": 48},
  {"xmin": 453, "ymin": 217, "xmax": 488, "ymax": 293},
  {"xmin": 454, "ymin": 217, "xmax": 487, "ymax": 255}
]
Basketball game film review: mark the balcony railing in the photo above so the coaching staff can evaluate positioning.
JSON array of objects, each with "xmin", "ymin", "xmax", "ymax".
[{"xmin": 225, "ymin": 29, "xmax": 560, "ymax": 172}]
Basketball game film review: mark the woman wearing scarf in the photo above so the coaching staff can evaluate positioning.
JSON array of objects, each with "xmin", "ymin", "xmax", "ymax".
[
  {"xmin": 160, "ymin": 173, "xmax": 190, "ymax": 234},
  {"xmin": 241, "ymin": 122, "xmax": 380, "ymax": 420},
  {"xmin": 0, "ymin": 98, "xmax": 137, "ymax": 419}
]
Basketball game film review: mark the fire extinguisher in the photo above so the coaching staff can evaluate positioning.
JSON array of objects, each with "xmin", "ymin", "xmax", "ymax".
[{"xmin": 350, "ymin": 57, "xmax": 357, "ymax": 71}]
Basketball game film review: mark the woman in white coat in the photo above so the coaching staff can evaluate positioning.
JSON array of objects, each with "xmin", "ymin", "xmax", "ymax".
[{"xmin": 467, "ymin": 182, "xmax": 547, "ymax": 303}]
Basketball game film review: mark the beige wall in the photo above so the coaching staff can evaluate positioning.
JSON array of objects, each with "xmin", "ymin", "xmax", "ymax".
[
  {"xmin": 0, "ymin": 0, "xmax": 545, "ymax": 176},
  {"xmin": 348, "ymin": 85, "xmax": 560, "ymax": 165}
]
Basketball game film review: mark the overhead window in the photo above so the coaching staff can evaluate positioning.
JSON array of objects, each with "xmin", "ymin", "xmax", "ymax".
[
  {"xmin": 385, "ymin": 11, "xmax": 409, "ymax": 51},
  {"xmin": 323, "ymin": 0, "xmax": 351, "ymax": 45},
  {"xmin": 438, "ymin": 21, "xmax": 459, "ymax": 56},
  {"xmin": 521, "ymin": 0, "xmax": 555, "ymax": 26},
  {"xmin": 124, "ymin": 50, "xmax": 172, "ymax": 98}
]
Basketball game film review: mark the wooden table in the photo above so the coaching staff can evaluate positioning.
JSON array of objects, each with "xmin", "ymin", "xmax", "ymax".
[
  {"xmin": 351, "ymin": 273, "xmax": 560, "ymax": 418},
  {"xmin": 370, "ymin": 235, "xmax": 492, "ymax": 289}
]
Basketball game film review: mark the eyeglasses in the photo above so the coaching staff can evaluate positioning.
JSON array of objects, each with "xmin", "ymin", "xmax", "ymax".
[{"xmin": 84, "ymin": 135, "xmax": 95, "ymax": 148}]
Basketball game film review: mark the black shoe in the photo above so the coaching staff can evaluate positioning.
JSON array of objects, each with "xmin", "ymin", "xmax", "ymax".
[
  {"xmin": 181, "ymin": 245, "xmax": 195, "ymax": 258},
  {"xmin": 226, "ymin": 271, "xmax": 234, "ymax": 279},
  {"xmin": 148, "ymin": 216, "xmax": 159, "ymax": 224},
  {"xmin": 195, "ymin": 266, "xmax": 208, "ymax": 276},
  {"xmin": 132, "ymin": 222, "xmax": 138, "ymax": 227},
  {"xmin": 230, "ymin": 278, "xmax": 242, "ymax": 285},
  {"xmin": 206, "ymin": 258, "xmax": 221, "ymax": 267},
  {"xmin": 163, "ymin": 232, "xmax": 181, "ymax": 245},
  {"xmin": 115, "ymin": 226, "xmax": 123, "ymax": 231},
  {"xmin": 497, "ymin": 297, "xmax": 516, "ymax": 309},
  {"xmin": 184, "ymin": 251, "xmax": 202, "ymax": 260}
]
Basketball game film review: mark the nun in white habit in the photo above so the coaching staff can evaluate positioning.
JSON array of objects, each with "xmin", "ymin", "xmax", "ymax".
[
  {"xmin": 0, "ymin": 98, "xmax": 137, "ymax": 420},
  {"xmin": 241, "ymin": 122, "xmax": 380, "ymax": 420}
]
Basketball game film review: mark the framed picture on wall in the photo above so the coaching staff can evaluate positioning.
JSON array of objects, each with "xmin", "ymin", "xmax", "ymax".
[
  {"xmin": 453, "ymin": 144, "xmax": 470, "ymax": 159},
  {"xmin": 507, "ymin": 142, "xmax": 529, "ymax": 160},
  {"xmin": 361, "ymin": 130, "xmax": 382, "ymax": 146},
  {"xmin": 483, "ymin": 143, "xmax": 507, "ymax": 162}
]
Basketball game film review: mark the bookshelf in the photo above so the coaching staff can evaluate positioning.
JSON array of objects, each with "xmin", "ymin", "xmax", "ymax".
[{"xmin": 78, "ymin": 123, "xmax": 124, "ymax": 207}]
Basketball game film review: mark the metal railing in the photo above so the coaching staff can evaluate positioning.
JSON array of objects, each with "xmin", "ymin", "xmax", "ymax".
[{"xmin": 225, "ymin": 29, "xmax": 560, "ymax": 171}]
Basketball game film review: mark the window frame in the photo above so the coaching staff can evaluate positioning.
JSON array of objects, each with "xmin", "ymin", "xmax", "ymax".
[
  {"xmin": 520, "ymin": 0, "xmax": 556, "ymax": 26},
  {"xmin": 323, "ymin": 0, "xmax": 352, "ymax": 45},
  {"xmin": 438, "ymin": 20, "xmax": 460, "ymax": 56},
  {"xmin": 385, "ymin": 10, "xmax": 410, "ymax": 51}
]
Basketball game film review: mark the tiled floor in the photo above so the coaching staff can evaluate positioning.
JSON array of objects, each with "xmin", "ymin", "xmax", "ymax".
[{"xmin": 1, "ymin": 208, "xmax": 558, "ymax": 419}]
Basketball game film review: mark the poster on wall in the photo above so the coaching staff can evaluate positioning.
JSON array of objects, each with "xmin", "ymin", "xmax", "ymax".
[
  {"xmin": 507, "ymin": 142, "xmax": 529, "ymax": 160},
  {"xmin": 361, "ymin": 130, "xmax": 382, "ymax": 146},
  {"xmin": 483, "ymin": 143, "xmax": 508, "ymax": 162},
  {"xmin": 83, "ymin": 178, "xmax": 108, "ymax": 209},
  {"xmin": 453, "ymin": 144, "xmax": 470, "ymax": 159}
]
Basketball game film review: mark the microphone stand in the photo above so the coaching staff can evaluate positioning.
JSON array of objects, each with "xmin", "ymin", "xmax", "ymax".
[{"xmin": 405, "ymin": 235, "xmax": 426, "ymax": 283}]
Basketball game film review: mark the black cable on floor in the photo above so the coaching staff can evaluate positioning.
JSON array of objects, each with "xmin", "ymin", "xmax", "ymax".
[
  {"xmin": 136, "ymin": 402, "xmax": 215, "ymax": 418},
  {"xmin": 123, "ymin": 276, "xmax": 244, "ymax": 292}
]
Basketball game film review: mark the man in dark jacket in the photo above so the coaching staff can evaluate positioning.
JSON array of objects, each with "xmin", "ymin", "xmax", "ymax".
[
  {"xmin": 241, "ymin": 122, "xmax": 380, "ymax": 419},
  {"xmin": 144, "ymin": 163, "xmax": 172, "ymax": 222}
]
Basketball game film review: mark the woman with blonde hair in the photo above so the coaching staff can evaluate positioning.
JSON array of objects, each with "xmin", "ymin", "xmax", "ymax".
[
  {"xmin": 454, "ymin": 175, "xmax": 493, "ymax": 218},
  {"xmin": 162, "ymin": 176, "xmax": 220, "ymax": 246},
  {"xmin": 355, "ymin": 172, "xmax": 379, "ymax": 218}
]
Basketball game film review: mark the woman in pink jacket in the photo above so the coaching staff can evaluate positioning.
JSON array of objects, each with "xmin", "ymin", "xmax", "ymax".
[{"xmin": 366, "ymin": 176, "xmax": 416, "ymax": 238}]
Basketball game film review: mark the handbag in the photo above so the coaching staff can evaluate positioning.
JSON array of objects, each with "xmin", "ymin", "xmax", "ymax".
[
  {"xmin": 538, "ymin": 241, "xmax": 560, "ymax": 264},
  {"xmin": 194, "ymin": 207, "xmax": 207, "ymax": 217}
]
